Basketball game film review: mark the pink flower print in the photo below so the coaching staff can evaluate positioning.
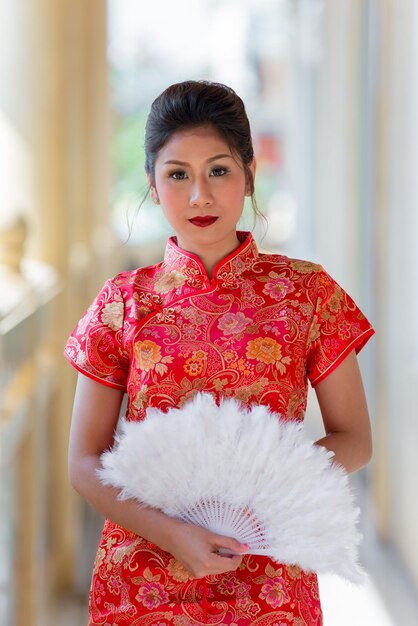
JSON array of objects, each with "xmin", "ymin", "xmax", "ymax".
[
  {"xmin": 108, "ymin": 574, "xmax": 123, "ymax": 595},
  {"xmin": 218, "ymin": 312, "xmax": 252, "ymax": 335},
  {"xmin": 323, "ymin": 338, "xmax": 339, "ymax": 360},
  {"xmin": 263, "ymin": 277, "xmax": 295, "ymax": 302},
  {"xmin": 135, "ymin": 582, "xmax": 169, "ymax": 610},
  {"xmin": 93, "ymin": 580, "xmax": 106, "ymax": 605},
  {"xmin": 337, "ymin": 319, "xmax": 352, "ymax": 340},
  {"xmin": 182, "ymin": 325, "xmax": 200, "ymax": 341},
  {"xmin": 259, "ymin": 577, "xmax": 290, "ymax": 609},
  {"xmin": 218, "ymin": 576, "xmax": 240, "ymax": 595},
  {"xmin": 230, "ymin": 256, "xmax": 247, "ymax": 274},
  {"xmin": 237, "ymin": 581, "xmax": 251, "ymax": 594},
  {"xmin": 248, "ymin": 602, "xmax": 262, "ymax": 617},
  {"xmin": 299, "ymin": 302, "xmax": 314, "ymax": 317}
]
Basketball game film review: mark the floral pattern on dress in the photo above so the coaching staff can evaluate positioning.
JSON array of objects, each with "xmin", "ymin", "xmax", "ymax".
[
  {"xmin": 155, "ymin": 269, "xmax": 187, "ymax": 294},
  {"xmin": 64, "ymin": 231, "xmax": 374, "ymax": 625},
  {"xmin": 259, "ymin": 577, "xmax": 290, "ymax": 609}
]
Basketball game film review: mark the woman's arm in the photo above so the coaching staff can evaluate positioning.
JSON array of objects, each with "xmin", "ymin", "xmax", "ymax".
[
  {"xmin": 314, "ymin": 349, "xmax": 372, "ymax": 473},
  {"xmin": 68, "ymin": 373, "xmax": 248, "ymax": 577}
]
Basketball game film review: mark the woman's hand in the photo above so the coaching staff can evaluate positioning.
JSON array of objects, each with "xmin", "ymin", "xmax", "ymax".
[{"xmin": 164, "ymin": 520, "xmax": 248, "ymax": 578}]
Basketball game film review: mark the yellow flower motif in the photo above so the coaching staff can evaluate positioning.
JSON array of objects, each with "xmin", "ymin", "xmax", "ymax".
[
  {"xmin": 234, "ymin": 387, "xmax": 252, "ymax": 403},
  {"xmin": 224, "ymin": 349, "xmax": 238, "ymax": 362},
  {"xmin": 308, "ymin": 317, "xmax": 320, "ymax": 344},
  {"xmin": 237, "ymin": 357, "xmax": 252, "ymax": 375},
  {"xmin": 286, "ymin": 389, "xmax": 305, "ymax": 419},
  {"xmin": 111, "ymin": 541, "xmax": 138, "ymax": 564},
  {"xmin": 213, "ymin": 377, "xmax": 228, "ymax": 391},
  {"xmin": 93, "ymin": 547, "xmax": 105, "ymax": 573},
  {"xmin": 100, "ymin": 301, "xmax": 123, "ymax": 330},
  {"xmin": 338, "ymin": 320, "xmax": 352, "ymax": 340},
  {"xmin": 106, "ymin": 536, "xmax": 117, "ymax": 550},
  {"xmin": 234, "ymin": 379, "xmax": 267, "ymax": 403},
  {"xmin": 133, "ymin": 387, "xmax": 148, "ymax": 410},
  {"xmin": 290, "ymin": 260, "xmax": 318, "ymax": 274},
  {"xmin": 178, "ymin": 389, "xmax": 201, "ymax": 407},
  {"xmin": 286, "ymin": 564, "xmax": 302, "ymax": 579},
  {"xmin": 183, "ymin": 350, "xmax": 207, "ymax": 377},
  {"xmin": 328, "ymin": 286, "xmax": 343, "ymax": 312},
  {"xmin": 184, "ymin": 358, "xmax": 204, "ymax": 377},
  {"xmin": 154, "ymin": 270, "xmax": 186, "ymax": 294},
  {"xmin": 250, "ymin": 379, "xmax": 268, "ymax": 396},
  {"xmin": 167, "ymin": 558, "xmax": 193, "ymax": 582},
  {"xmin": 246, "ymin": 337, "xmax": 282, "ymax": 365},
  {"xmin": 173, "ymin": 616, "xmax": 195, "ymax": 626},
  {"xmin": 134, "ymin": 340, "xmax": 162, "ymax": 371}
]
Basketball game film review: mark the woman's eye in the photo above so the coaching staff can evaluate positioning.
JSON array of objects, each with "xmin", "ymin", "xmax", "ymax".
[
  {"xmin": 211, "ymin": 167, "xmax": 228, "ymax": 177},
  {"xmin": 169, "ymin": 170, "xmax": 187, "ymax": 180}
]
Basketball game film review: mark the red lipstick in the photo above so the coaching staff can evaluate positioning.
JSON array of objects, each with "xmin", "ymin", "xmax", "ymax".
[{"xmin": 189, "ymin": 216, "xmax": 219, "ymax": 228}]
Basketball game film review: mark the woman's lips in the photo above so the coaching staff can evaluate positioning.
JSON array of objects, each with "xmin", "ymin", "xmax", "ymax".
[{"xmin": 189, "ymin": 216, "xmax": 219, "ymax": 227}]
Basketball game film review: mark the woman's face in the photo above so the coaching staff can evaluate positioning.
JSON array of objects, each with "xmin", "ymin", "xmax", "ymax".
[{"xmin": 150, "ymin": 125, "xmax": 255, "ymax": 256}]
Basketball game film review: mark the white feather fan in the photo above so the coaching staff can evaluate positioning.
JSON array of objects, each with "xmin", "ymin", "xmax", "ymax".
[{"xmin": 98, "ymin": 392, "xmax": 363, "ymax": 582}]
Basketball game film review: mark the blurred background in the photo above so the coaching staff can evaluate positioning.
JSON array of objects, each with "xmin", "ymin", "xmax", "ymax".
[{"xmin": 1, "ymin": 0, "xmax": 417, "ymax": 624}]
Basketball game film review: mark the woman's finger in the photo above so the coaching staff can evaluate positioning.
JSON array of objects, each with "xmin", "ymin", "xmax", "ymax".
[{"xmin": 211, "ymin": 533, "xmax": 249, "ymax": 555}]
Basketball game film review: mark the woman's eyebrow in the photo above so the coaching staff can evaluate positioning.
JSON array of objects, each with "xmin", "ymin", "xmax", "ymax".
[{"xmin": 163, "ymin": 154, "xmax": 233, "ymax": 166}]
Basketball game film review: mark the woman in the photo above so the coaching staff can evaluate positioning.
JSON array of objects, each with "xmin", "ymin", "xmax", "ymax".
[{"xmin": 65, "ymin": 80, "xmax": 374, "ymax": 625}]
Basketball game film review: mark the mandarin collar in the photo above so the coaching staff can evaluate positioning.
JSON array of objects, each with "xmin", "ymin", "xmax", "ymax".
[{"xmin": 161, "ymin": 231, "xmax": 258, "ymax": 291}]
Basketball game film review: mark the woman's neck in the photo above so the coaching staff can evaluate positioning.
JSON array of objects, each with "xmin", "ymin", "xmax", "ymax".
[{"xmin": 176, "ymin": 232, "xmax": 241, "ymax": 280}]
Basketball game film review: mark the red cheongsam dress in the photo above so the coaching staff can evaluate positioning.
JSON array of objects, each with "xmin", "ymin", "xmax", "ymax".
[{"xmin": 64, "ymin": 231, "xmax": 374, "ymax": 626}]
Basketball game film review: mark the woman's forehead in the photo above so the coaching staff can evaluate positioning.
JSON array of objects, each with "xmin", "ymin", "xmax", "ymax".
[{"xmin": 156, "ymin": 126, "xmax": 233, "ymax": 163}]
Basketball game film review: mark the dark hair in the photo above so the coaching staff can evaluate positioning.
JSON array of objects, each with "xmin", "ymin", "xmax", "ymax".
[{"xmin": 145, "ymin": 80, "xmax": 260, "ymax": 217}]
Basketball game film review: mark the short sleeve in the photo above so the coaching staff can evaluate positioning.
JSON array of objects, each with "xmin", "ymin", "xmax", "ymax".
[
  {"xmin": 64, "ymin": 278, "xmax": 129, "ymax": 390},
  {"xmin": 306, "ymin": 267, "xmax": 374, "ymax": 387}
]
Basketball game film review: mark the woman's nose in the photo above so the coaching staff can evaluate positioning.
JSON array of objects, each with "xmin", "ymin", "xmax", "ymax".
[{"xmin": 189, "ymin": 179, "xmax": 213, "ymax": 207}]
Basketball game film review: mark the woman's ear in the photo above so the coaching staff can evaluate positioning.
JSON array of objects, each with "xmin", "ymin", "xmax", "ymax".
[
  {"xmin": 245, "ymin": 158, "xmax": 257, "ymax": 196},
  {"xmin": 151, "ymin": 190, "xmax": 160, "ymax": 205},
  {"xmin": 147, "ymin": 175, "xmax": 160, "ymax": 204}
]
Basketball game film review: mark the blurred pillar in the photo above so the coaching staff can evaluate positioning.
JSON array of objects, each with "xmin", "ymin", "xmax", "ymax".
[
  {"xmin": 306, "ymin": 0, "xmax": 378, "ymax": 462},
  {"xmin": 313, "ymin": 0, "xmax": 363, "ymax": 292},
  {"xmin": 29, "ymin": 0, "xmax": 111, "ymax": 594},
  {"xmin": 372, "ymin": 0, "xmax": 392, "ymax": 547},
  {"xmin": 373, "ymin": 0, "xmax": 418, "ymax": 590}
]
